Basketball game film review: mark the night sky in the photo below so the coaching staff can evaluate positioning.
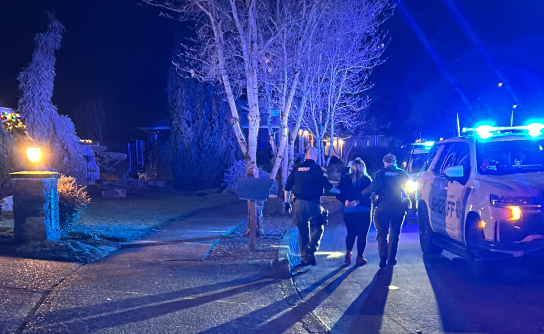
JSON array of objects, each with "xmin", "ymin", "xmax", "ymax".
[
  {"xmin": 0, "ymin": 0, "xmax": 176, "ymax": 143},
  {"xmin": 1, "ymin": 1, "xmax": 543, "ymax": 143}
]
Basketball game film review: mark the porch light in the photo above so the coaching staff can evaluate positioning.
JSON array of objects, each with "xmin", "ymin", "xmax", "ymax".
[{"xmin": 26, "ymin": 147, "xmax": 41, "ymax": 163}]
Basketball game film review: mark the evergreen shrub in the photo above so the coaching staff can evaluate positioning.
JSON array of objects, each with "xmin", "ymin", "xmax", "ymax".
[{"xmin": 58, "ymin": 174, "xmax": 90, "ymax": 231}]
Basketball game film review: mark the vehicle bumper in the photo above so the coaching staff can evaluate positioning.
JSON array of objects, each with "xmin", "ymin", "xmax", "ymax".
[{"xmin": 482, "ymin": 212, "xmax": 544, "ymax": 257}]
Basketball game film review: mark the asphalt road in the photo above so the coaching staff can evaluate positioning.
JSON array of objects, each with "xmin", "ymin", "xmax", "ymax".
[
  {"xmin": 293, "ymin": 207, "xmax": 544, "ymax": 334},
  {"xmin": 0, "ymin": 199, "xmax": 327, "ymax": 334},
  {"xmin": 3, "ymin": 198, "xmax": 544, "ymax": 334}
]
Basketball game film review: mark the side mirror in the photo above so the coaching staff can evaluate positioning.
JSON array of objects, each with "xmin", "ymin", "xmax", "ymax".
[{"xmin": 444, "ymin": 165, "xmax": 464, "ymax": 180}]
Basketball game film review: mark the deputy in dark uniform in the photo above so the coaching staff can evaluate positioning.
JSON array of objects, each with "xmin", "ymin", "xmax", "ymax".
[
  {"xmin": 363, "ymin": 153, "xmax": 410, "ymax": 268},
  {"xmin": 284, "ymin": 147, "xmax": 333, "ymax": 266}
]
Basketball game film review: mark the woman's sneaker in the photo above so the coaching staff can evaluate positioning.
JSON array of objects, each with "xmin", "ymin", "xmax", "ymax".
[
  {"xmin": 344, "ymin": 252, "xmax": 352, "ymax": 265},
  {"xmin": 356, "ymin": 256, "xmax": 367, "ymax": 266}
]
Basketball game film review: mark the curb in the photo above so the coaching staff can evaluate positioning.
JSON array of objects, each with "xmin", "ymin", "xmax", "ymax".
[
  {"xmin": 203, "ymin": 219, "xmax": 247, "ymax": 259},
  {"xmin": 277, "ymin": 227, "xmax": 301, "ymax": 276}
]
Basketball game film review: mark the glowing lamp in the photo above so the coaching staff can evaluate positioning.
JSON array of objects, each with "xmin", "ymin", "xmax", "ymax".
[
  {"xmin": 26, "ymin": 147, "xmax": 41, "ymax": 163},
  {"xmin": 525, "ymin": 123, "xmax": 544, "ymax": 138},
  {"xmin": 303, "ymin": 130, "xmax": 309, "ymax": 136},
  {"xmin": 508, "ymin": 206, "xmax": 521, "ymax": 221},
  {"xmin": 479, "ymin": 220, "xmax": 486, "ymax": 229}
]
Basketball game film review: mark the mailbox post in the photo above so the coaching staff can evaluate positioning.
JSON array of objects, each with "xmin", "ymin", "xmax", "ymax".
[{"xmin": 236, "ymin": 177, "xmax": 273, "ymax": 252}]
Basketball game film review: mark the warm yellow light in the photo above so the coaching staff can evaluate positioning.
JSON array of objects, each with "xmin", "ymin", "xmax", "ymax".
[
  {"xmin": 303, "ymin": 130, "xmax": 309, "ymax": 136},
  {"xmin": 508, "ymin": 206, "xmax": 521, "ymax": 221},
  {"xmin": 479, "ymin": 220, "xmax": 486, "ymax": 229},
  {"xmin": 339, "ymin": 138, "xmax": 344, "ymax": 144},
  {"xmin": 298, "ymin": 129, "xmax": 302, "ymax": 135},
  {"xmin": 26, "ymin": 147, "xmax": 41, "ymax": 163}
]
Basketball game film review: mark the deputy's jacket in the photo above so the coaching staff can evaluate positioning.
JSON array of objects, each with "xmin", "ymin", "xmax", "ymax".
[
  {"xmin": 285, "ymin": 159, "xmax": 334, "ymax": 203},
  {"xmin": 365, "ymin": 165, "xmax": 408, "ymax": 205}
]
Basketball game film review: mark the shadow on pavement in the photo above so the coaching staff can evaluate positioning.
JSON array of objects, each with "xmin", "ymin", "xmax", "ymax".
[
  {"xmin": 25, "ymin": 273, "xmax": 279, "ymax": 333},
  {"xmin": 424, "ymin": 254, "xmax": 544, "ymax": 334},
  {"xmin": 330, "ymin": 268, "xmax": 393, "ymax": 334},
  {"xmin": 199, "ymin": 265, "xmax": 356, "ymax": 334}
]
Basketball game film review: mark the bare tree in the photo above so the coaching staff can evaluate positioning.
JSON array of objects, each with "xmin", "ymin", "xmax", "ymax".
[
  {"xmin": 72, "ymin": 96, "xmax": 107, "ymax": 144},
  {"xmin": 142, "ymin": 0, "xmax": 324, "ymax": 178},
  {"xmin": 300, "ymin": 0, "xmax": 393, "ymax": 165},
  {"xmin": 141, "ymin": 0, "xmax": 393, "ymax": 239}
]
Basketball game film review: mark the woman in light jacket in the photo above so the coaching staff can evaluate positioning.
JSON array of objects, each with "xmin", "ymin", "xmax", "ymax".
[{"xmin": 336, "ymin": 158, "xmax": 373, "ymax": 266}]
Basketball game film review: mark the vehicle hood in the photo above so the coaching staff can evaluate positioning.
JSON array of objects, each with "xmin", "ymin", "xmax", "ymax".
[{"xmin": 474, "ymin": 172, "xmax": 544, "ymax": 197}]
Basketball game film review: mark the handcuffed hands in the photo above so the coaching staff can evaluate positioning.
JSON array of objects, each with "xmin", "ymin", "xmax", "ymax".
[
  {"xmin": 284, "ymin": 202, "xmax": 292, "ymax": 213},
  {"xmin": 345, "ymin": 200, "xmax": 358, "ymax": 209}
]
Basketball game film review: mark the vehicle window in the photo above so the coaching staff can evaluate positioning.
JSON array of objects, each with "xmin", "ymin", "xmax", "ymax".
[
  {"xmin": 409, "ymin": 153, "xmax": 428, "ymax": 173},
  {"xmin": 476, "ymin": 139, "xmax": 544, "ymax": 175},
  {"xmin": 432, "ymin": 144, "xmax": 451, "ymax": 175},
  {"xmin": 421, "ymin": 145, "xmax": 440, "ymax": 172},
  {"xmin": 433, "ymin": 142, "xmax": 471, "ymax": 182}
]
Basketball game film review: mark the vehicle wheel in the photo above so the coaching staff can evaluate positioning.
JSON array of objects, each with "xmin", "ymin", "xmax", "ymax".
[{"xmin": 418, "ymin": 203, "xmax": 443, "ymax": 255}]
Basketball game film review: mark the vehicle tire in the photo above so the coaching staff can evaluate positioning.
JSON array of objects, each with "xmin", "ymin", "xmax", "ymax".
[{"xmin": 418, "ymin": 203, "xmax": 443, "ymax": 255}]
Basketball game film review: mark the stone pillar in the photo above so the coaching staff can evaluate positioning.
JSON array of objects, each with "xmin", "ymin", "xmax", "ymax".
[{"xmin": 10, "ymin": 172, "xmax": 60, "ymax": 243}]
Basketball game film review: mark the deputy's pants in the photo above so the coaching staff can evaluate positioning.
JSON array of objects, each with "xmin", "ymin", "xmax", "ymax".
[
  {"xmin": 374, "ymin": 204, "xmax": 405, "ymax": 262},
  {"xmin": 292, "ymin": 199, "xmax": 324, "ymax": 261}
]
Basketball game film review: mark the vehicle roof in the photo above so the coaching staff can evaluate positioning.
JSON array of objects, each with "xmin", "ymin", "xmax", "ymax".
[{"xmin": 438, "ymin": 134, "xmax": 543, "ymax": 144}]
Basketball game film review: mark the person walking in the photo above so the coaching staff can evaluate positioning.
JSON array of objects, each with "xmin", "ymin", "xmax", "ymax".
[
  {"xmin": 284, "ymin": 147, "xmax": 334, "ymax": 266},
  {"xmin": 362, "ymin": 153, "xmax": 410, "ymax": 268},
  {"xmin": 336, "ymin": 158, "xmax": 373, "ymax": 266}
]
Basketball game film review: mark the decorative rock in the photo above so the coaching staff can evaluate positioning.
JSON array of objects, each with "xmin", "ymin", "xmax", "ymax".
[{"xmin": 101, "ymin": 188, "xmax": 127, "ymax": 198}]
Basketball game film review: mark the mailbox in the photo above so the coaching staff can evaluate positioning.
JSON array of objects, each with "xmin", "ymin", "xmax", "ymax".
[{"xmin": 236, "ymin": 177, "xmax": 273, "ymax": 201}]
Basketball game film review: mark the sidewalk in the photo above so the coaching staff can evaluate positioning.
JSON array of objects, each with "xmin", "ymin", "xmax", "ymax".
[{"xmin": 0, "ymin": 197, "xmax": 328, "ymax": 334}]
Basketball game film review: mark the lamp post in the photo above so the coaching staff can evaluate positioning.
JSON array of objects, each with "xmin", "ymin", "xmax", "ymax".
[
  {"xmin": 511, "ymin": 105, "xmax": 517, "ymax": 127},
  {"xmin": 10, "ymin": 146, "xmax": 60, "ymax": 243}
]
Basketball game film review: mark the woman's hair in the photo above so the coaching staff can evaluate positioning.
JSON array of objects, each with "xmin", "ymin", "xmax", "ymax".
[{"xmin": 350, "ymin": 158, "xmax": 371, "ymax": 184}]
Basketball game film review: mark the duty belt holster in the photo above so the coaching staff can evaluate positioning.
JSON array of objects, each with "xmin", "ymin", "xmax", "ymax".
[{"xmin": 320, "ymin": 206, "xmax": 329, "ymax": 226}]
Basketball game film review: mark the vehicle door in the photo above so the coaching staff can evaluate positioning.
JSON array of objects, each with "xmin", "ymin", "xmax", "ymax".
[
  {"xmin": 428, "ymin": 144, "xmax": 450, "ymax": 236},
  {"xmin": 431, "ymin": 142, "xmax": 471, "ymax": 241}
]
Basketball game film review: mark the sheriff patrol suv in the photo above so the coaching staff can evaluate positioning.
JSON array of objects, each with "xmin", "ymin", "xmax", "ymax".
[
  {"xmin": 402, "ymin": 141, "xmax": 435, "ymax": 215},
  {"xmin": 416, "ymin": 124, "xmax": 544, "ymax": 258}
]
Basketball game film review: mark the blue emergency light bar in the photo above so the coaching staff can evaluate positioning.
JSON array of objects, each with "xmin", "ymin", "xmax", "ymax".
[{"xmin": 462, "ymin": 123, "xmax": 544, "ymax": 139}]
